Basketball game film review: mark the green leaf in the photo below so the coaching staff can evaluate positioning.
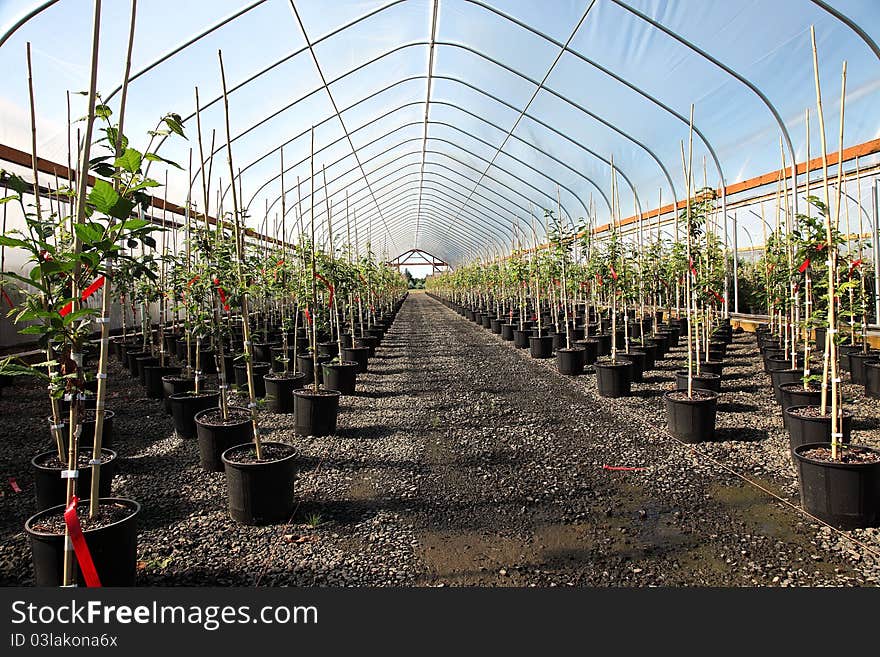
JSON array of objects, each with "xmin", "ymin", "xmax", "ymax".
[
  {"xmin": 18, "ymin": 325, "xmax": 46, "ymax": 335},
  {"xmin": 62, "ymin": 308, "xmax": 96, "ymax": 326},
  {"xmin": 144, "ymin": 153, "xmax": 184, "ymax": 170},
  {"xmin": 108, "ymin": 197, "xmax": 135, "ymax": 220},
  {"xmin": 74, "ymin": 222, "xmax": 104, "ymax": 244},
  {"xmin": 3, "ymin": 173, "xmax": 29, "ymax": 196},
  {"xmin": 114, "ymin": 148, "xmax": 142, "ymax": 174},
  {"xmin": 0, "ymin": 235, "xmax": 29, "ymax": 248},
  {"xmin": 0, "ymin": 195, "xmax": 20, "ymax": 205},
  {"xmin": 128, "ymin": 179, "xmax": 161, "ymax": 193},
  {"xmin": 88, "ymin": 179, "xmax": 120, "ymax": 215},
  {"xmin": 163, "ymin": 114, "xmax": 187, "ymax": 139},
  {"xmin": 95, "ymin": 104, "xmax": 112, "ymax": 120}
]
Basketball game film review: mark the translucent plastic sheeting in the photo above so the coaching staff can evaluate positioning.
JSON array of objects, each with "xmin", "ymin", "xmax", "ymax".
[{"xmin": 0, "ymin": 0, "xmax": 878, "ymax": 266}]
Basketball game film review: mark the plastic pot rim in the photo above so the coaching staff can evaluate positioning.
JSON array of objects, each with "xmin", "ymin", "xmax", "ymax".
[
  {"xmin": 221, "ymin": 441, "xmax": 297, "ymax": 468},
  {"xmin": 25, "ymin": 497, "xmax": 140, "ymax": 537}
]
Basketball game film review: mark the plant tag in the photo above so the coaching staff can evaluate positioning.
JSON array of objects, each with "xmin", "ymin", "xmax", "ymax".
[
  {"xmin": 61, "ymin": 470, "xmax": 78, "ymax": 479},
  {"xmin": 96, "ymin": 373, "xmax": 107, "ymax": 379},
  {"xmin": 8, "ymin": 478, "xmax": 21, "ymax": 493},
  {"xmin": 88, "ymin": 459, "xmax": 102, "ymax": 466}
]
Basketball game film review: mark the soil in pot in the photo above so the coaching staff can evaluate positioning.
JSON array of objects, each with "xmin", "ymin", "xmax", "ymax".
[
  {"xmin": 31, "ymin": 448, "xmax": 117, "ymax": 512},
  {"xmin": 780, "ymin": 383, "xmax": 822, "ymax": 429},
  {"xmin": 25, "ymin": 497, "xmax": 140, "ymax": 586},
  {"xmin": 195, "ymin": 406, "xmax": 253, "ymax": 472},
  {"xmin": 293, "ymin": 388, "xmax": 341, "ymax": 436},
  {"xmin": 222, "ymin": 442, "xmax": 297, "ymax": 525},
  {"xmin": 793, "ymin": 443, "xmax": 880, "ymax": 529},
  {"xmin": 664, "ymin": 389, "xmax": 718, "ymax": 443},
  {"xmin": 264, "ymin": 372, "xmax": 309, "ymax": 413},
  {"xmin": 169, "ymin": 390, "xmax": 220, "ymax": 439}
]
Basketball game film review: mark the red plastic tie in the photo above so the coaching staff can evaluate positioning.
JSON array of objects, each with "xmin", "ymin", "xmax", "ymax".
[
  {"xmin": 8, "ymin": 477, "xmax": 21, "ymax": 493},
  {"xmin": 63, "ymin": 496, "xmax": 102, "ymax": 587}
]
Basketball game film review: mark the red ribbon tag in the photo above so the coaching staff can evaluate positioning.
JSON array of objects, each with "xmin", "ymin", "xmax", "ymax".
[
  {"xmin": 596, "ymin": 273, "xmax": 603, "ymax": 286},
  {"xmin": 59, "ymin": 276, "xmax": 105, "ymax": 317},
  {"xmin": 689, "ymin": 258, "xmax": 697, "ymax": 277},
  {"xmin": 609, "ymin": 265, "xmax": 618, "ymax": 281},
  {"xmin": 1, "ymin": 288, "xmax": 13, "ymax": 308},
  {"xmin": 315, "ymin": 273, "xmax": 335, "ymax": 308},
  {"xmin": 63, "ymin": 496, "xmax": 102, "ymax": 587},
  {"xmin": 212, "ymin": 278, "xmax": 230, "ymax": 311},
  {"xmin": 849, "ymin": 258, "xmax": 863, "ymax": 278},
  {"xmin": 798, "ymin": 258, "xmax": 810, "ymax": 274},
  {"xmin": 304, "ymin": 309, "xmax": 311, "ymax": 325},
  {"xmin": 8, "ymin": 477, "xmax": 21, "ymax": 493}
]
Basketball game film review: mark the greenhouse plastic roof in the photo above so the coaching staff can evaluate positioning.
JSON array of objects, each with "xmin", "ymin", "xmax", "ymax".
[{"xmin": 1, "ymin": 0, "xmax": 878, "ymax": 265}]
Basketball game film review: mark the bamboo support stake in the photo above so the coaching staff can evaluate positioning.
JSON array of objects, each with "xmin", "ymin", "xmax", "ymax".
[
  {"xmin": 220, "ymin": 50, "xmax": 262, "ymax": 460},
  {"xmin": 309, "ymin": 127, "xmax": 319, "ymax": 392},
  {"xmin": 811, "ymin": 25, "xmax": 844, "ymax": 458}
]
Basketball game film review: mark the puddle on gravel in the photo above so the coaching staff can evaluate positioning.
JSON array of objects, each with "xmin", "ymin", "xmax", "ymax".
[{"xmin": 709, "ymin": 480, "xmax": 799, "ymax": 541}]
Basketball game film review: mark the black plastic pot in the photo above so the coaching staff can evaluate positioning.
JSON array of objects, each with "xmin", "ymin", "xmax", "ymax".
[
  {"xmin": 31, "ymin": 447, "xmax": 117, "ymax": 512},
  {"xmin": 785, "ymin": 405, "xmax": 852, "ymax": 453},
  {"xmin": 501, "ymin": 324, "xmax": 515, "ymax": 341},
  {"xmin": 162, "ymin": 375, "xmax": 195, "ymax": 415},
  {"xmin": 169, "ymin": 390, "xmax": 220, "ymax": 439},
  {"xmin": 233, "ymin": 362, "xmax": 271, "ymax": 398},
  {"xmin": 556, "ymin": 347, "xmax": 585, "ymax": 375},
  {"xmin": 49, "ymin": 409, "xmax": 116, "ymax": 452},
  {"xmin": 143, "ymin": 365, "xmax": 181, "ymax": 399},
  {"xmin": 293, "ymin": 389, "xmax": 342, "ymax": 437},
  {"xmin": 651, "ymin": 333, "xmax": 669, "ymax": 358},
  {"xmin": 574, "ymin": 338, "xmax": 598, "ymax": 365},
  {"xmin": 195, "ymin": 406, "xmax": 253, "ymax": 472},
  {"xmin": 849, "ymin": 351, "xmax": 880, "ymax": 385},
  {"xmin": 263, "ymin": 372, "xmax": 309, "ymax": 413},
  {"xmin": 793, "ymin": 443, "xmax": 880, "ymax": 529},
  {"xmin": 865, "ymin": 360, "xmax": 880, "ymax": 400},
  {"xmin": 594, "ymin": 359, "xmax": 633, "ymax": 398},
  {"xmin": 664, "ymin": 389, "xmax": 718, "ymax": 443},
  {"xmin": 838, "ymin": 344, "xmax": 863, "ymax": 372},
  {"xmin": 765, "ymin": 355, "xmax": 803, "ymax": 374},
  {"xmin": 269, "ymin": 346, "xmax": 297, "ymax": 373},
  {"xmin": 481, "ymin": 314, "xmax": 493, "ymax": 329},
  {"xmin": 633, "ymin": 341, "xmax": 657, "ymax": 371},
  {"xmin": 355, "ymin": 335, "xmax": 380, "ymax": 357},
  {"xmin": 779, "ymin": 384, "xmax": 822, "ymax": 429},
  {"xmin": 622, "ymin": 350, "xmax": 646, "ymax": 383},
  {"xmin": 317, "ymin": 341, "xmax": 340, "ymax": 358},
  {"xmin": 594, "ymin": 333, "xmax": 612, "ymax": 357},
  {"xmin": 490, "ymin": 318, "xmax": 504, "ymax": 334},
  {"xmin": 770, "ymin": 368, "xmax": 803, "ymax": 404},
  {"xmin": 341, "ymin": 346, "xmax": 370, "ymax": 374},
  {"xmin": 125, "ymin": 350, "xmax": 149, "ymax": 377},
  {"xmin": 513, "ymin": 329, "xmax": 531, "ymax": 349},
  {"xmin": 296, "ymin": 353, "xmax": 333, "ymax": 384},
  {"xmin": 26, "ymin": 497, "xmax": 140, "ymax": 586},
  {"xmin": 529, "ymin": 335, "xmax": 554, "ymax": 359},
  {"xmin": 322, "ymin": 361, "xmax": 359, "ymax": 395},
  {"xmin": 697, "ymin": 360, "xmax": 724, "ymax": 377},
  {"xmin": 222, "ymin": 442, "xmax": 297, "ymax": 525},
  {"xmin": 253, "ymin": 341, "xmax": 280, "ymax": 364},
  {"xmin": 674, "ymin": 370, "xmax": 721, "ymax": 393}
]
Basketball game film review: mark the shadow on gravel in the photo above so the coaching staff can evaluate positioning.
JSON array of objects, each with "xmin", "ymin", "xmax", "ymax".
[
  {"xmin": 853, "ymin": 417, "xmax": 880, "ymax": 431},
  {"xmin": 717, "ymin": 401, "xmax": 760, "ymax": 413},
  {"xmin": 713, "ymin": 427, "xmax": 769, "ymax": 442},
  {"xmin": 642, "ymin": 374, "xmax": 672, "ymax": 384},
  {"xmin": 725, "ymin": 384, "xmax": 764, "ymax": 394},
  {"xmin": 354, "ymin": 389, "xmax": 407, "ymax": 399},
  {"xmin": 335, "ymin": 425, "xmax": 398, "ymax": 440},
  {"xmin": 297, "ymin": 496, "xmax": 414, "ymax": 526}
]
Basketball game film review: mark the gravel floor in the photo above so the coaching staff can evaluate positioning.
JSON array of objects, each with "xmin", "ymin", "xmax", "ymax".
[{"xmin": 1, "ymin": 291, "xmax": 878, "ymax": 586}]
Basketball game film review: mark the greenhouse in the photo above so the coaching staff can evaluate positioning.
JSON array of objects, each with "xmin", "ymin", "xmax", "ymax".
[{"xmin": 0, "ymin": 0, "xmax": 879, "ymax": 596}]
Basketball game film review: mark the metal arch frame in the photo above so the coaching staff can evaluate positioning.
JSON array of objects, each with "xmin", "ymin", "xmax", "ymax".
[
  {"xmin": 247, "ymin": 117, "xmax": 587, "ymax": 226},
  {"xmin": 180, "ymin": 37, "xmax": 650, "ymax": 249},
  {"xmin": 441, "ymin": 0, "xmax": 599, "ymax": 235},
  {"xmin": 610, "ymin": 0, "xmax": 798, "ymax": 218},
  {"xmin": 283, "ymin": 0, "xmax": 397, "ymax": 254},
  {"xmin": 201, "ymin": 39, "xmax": 655, "ymax": 234},
  {"xmin": 235, "ymin": 84, "xmax": 615, "ymax": 220},
  {"xmin": 414, "ymin": 0, "xmax": 440, "ymax": 249},
  {"xmin": 276, "ymin": 138, "xmax": 541, "ymax": 252},
  {"xmin": 809, "ymin": 0, "xmax": 880, "ymax": 61}
]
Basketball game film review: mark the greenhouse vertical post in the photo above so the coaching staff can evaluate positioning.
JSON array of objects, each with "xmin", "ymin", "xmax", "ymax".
[{"xmin": 873, "ymin": 179, "xmax": 879, "ymax": 324}]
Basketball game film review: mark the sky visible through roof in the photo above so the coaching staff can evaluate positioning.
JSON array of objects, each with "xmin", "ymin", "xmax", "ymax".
[{"xmin": 0, "ymin": 0, "xmax": 878, "ymax": 273}]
